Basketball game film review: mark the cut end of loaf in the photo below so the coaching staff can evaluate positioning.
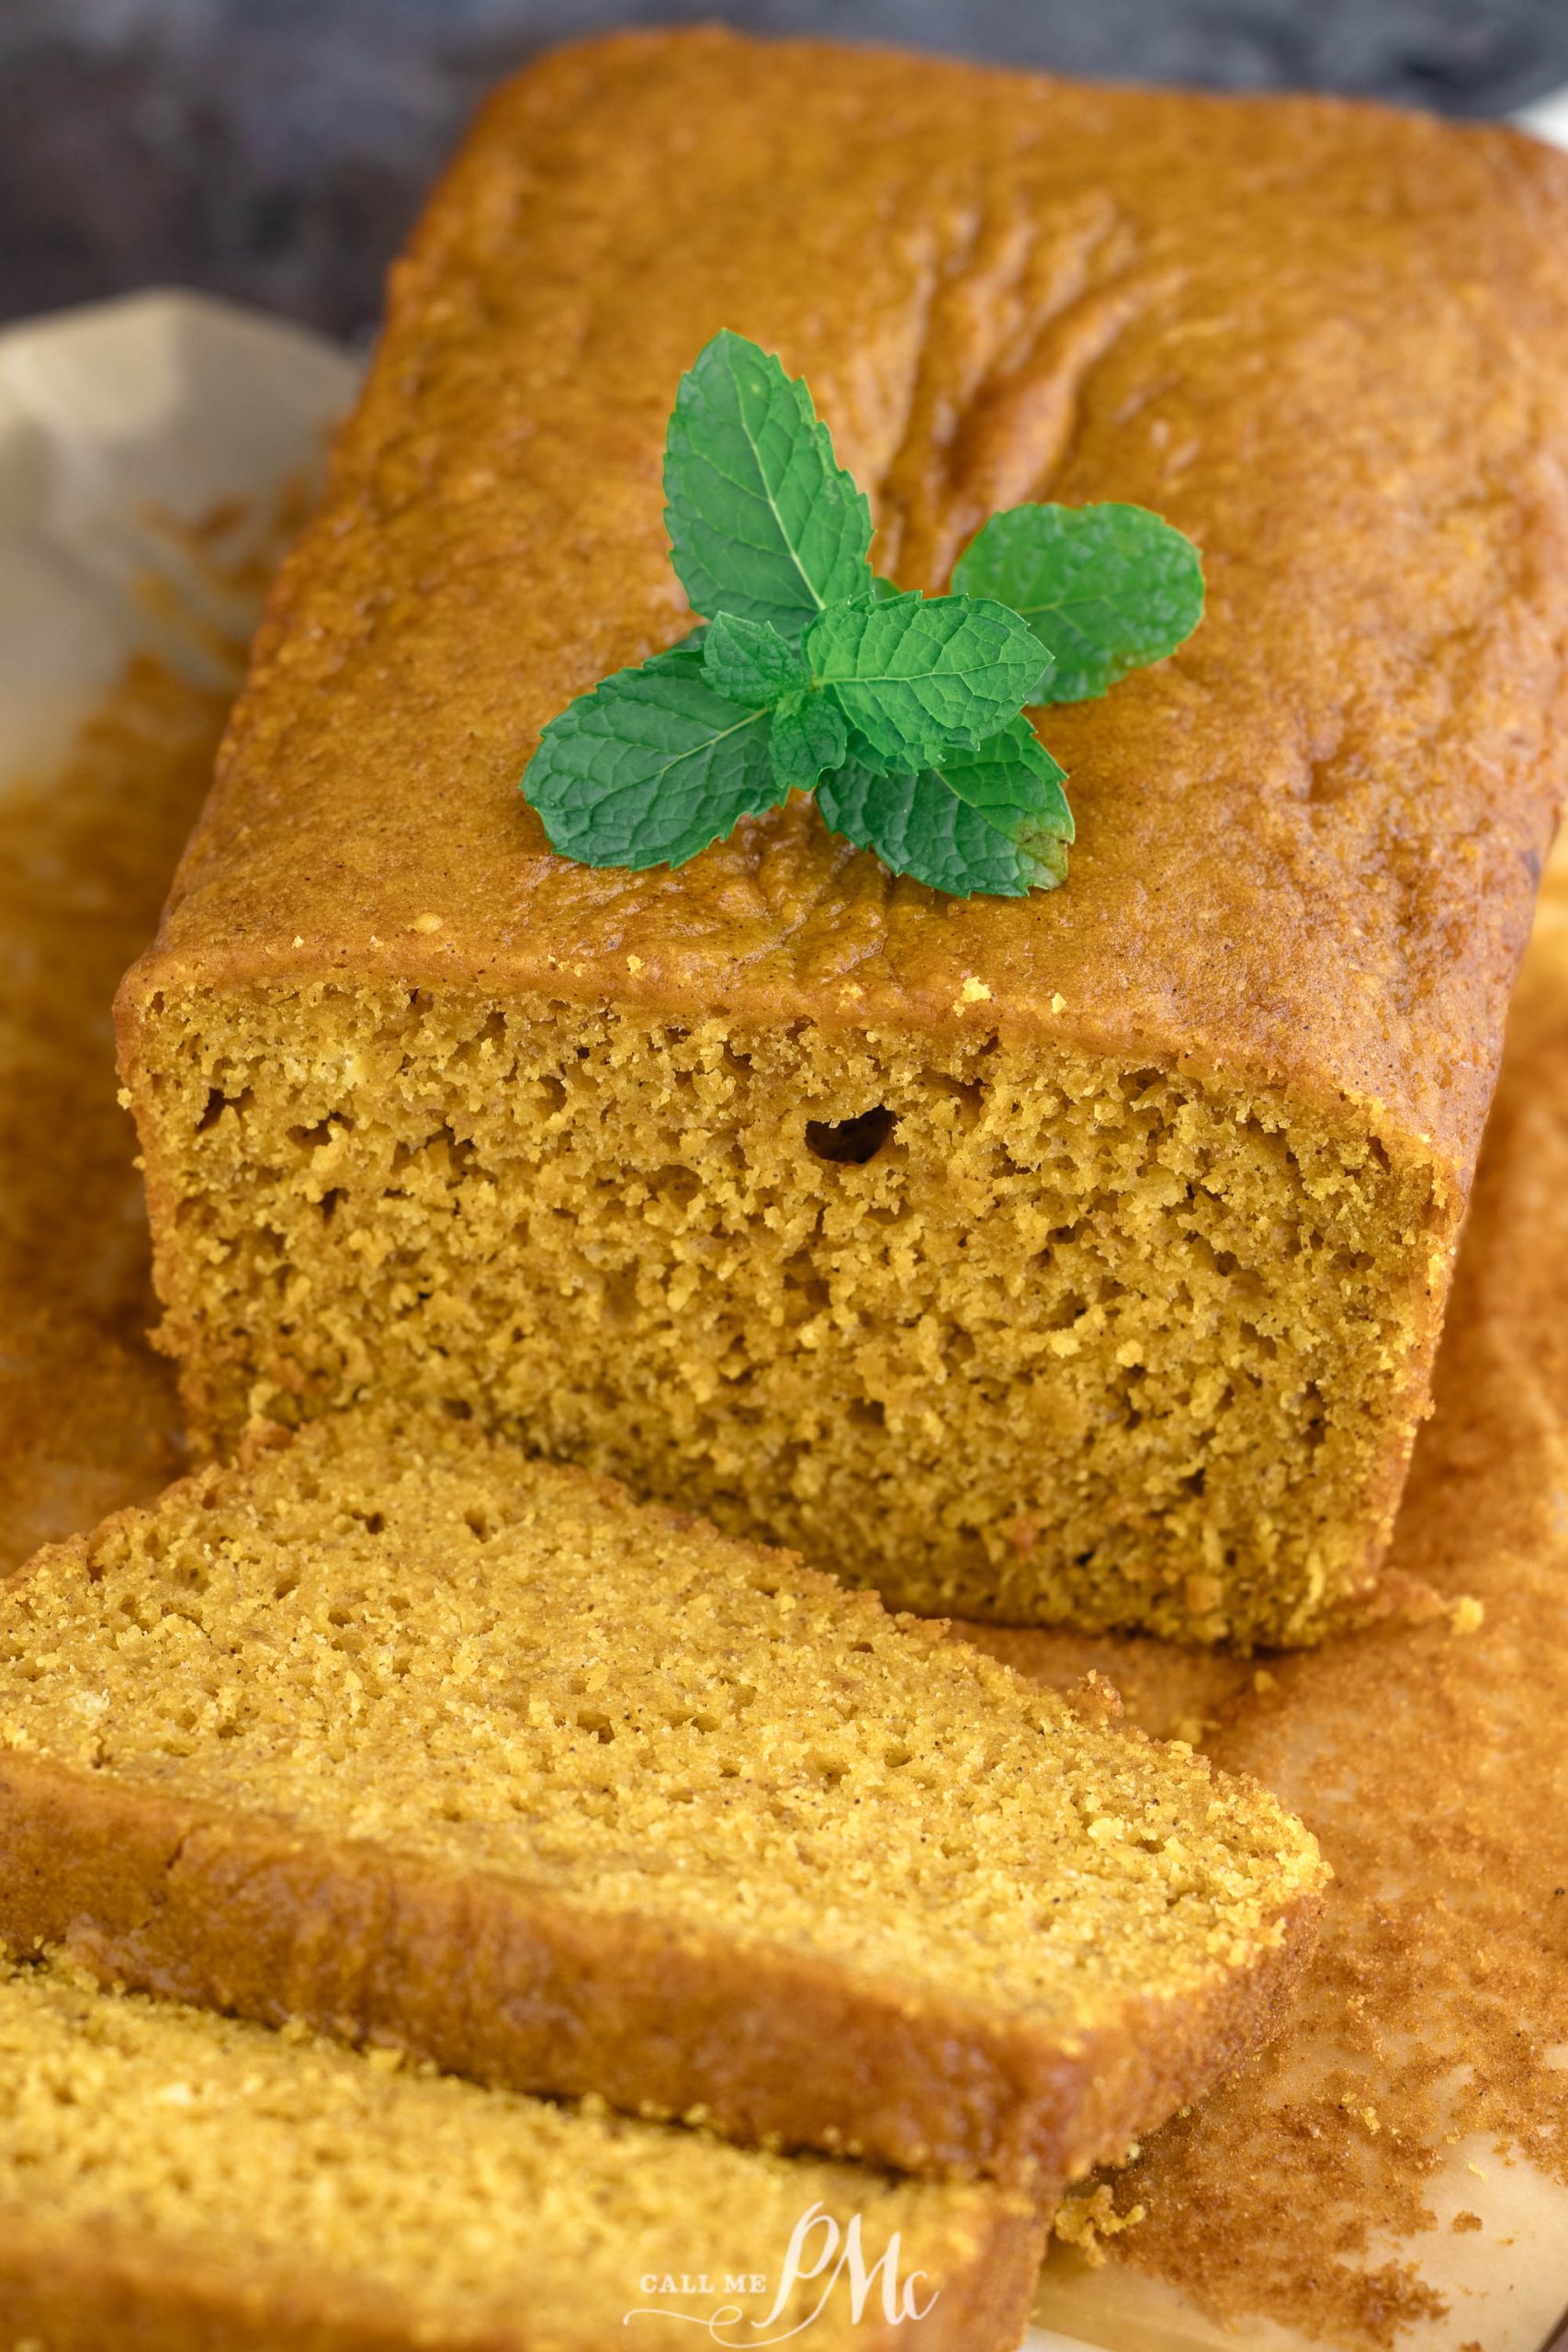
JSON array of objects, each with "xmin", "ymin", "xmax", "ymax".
[{"xmin": 122, "ymin": 974, "xmax": 1450, "ymax": 1645}]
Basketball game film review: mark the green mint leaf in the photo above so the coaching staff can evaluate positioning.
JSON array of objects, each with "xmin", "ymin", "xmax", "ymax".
[
  {"xmin": 818, "ymin": 764, "xmax": 1034, "ymax": 899},
  {"xmin": 641, "ymin": 626, "xmax": 708, "ymax": 676},
  {"xmin": 521, "ymin": 658, "xmax": 783, "ymax": 869},
  {"xmin": 770, "ymin": 690, "xmax": 847, "ymax": 794},
  {"xmin": 805, "ymin": 591, "xmax": 1043, "ymax": 769},
  {"xmin": 941, "ymin": 715, "xmax": 1073, "ymax": 875},
  {"xmin": 664, "ymin": 331, "xmax": 874, "ymax": 635},
  {"xmin": 817, "ymin": 716, "xmax": 1072, "ymax": 899},
  {"xmin": 702, "ymin": 613, "xmax": 808, "ymax": 707},
  {"xmin": 952, "ymin": 501, "xmax": 1203, "ymax": 703}
]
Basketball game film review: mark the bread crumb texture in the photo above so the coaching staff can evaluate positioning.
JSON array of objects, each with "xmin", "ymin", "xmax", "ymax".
[
  {"xmin": 0, "ymin": 1953, "xmax": 1030, "ymax": 2350},
  {"xmin": 0, "ymin": 1403, "xmax": 1321, "ymax": 2029},
  {"xmin": 131, "ymin": 983, "xmax": 1439, "ymax": 1646}
]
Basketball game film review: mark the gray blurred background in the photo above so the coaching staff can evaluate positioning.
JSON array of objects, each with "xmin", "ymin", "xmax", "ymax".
[{"xmin": 5, "ymin": 0, "xmax": 1568, "ymax": 342}]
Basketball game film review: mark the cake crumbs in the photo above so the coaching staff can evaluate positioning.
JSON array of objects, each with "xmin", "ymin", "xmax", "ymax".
[{"xmin": 1051, "ymin": 2183, "xmax": 1145, "ymax": 2267}]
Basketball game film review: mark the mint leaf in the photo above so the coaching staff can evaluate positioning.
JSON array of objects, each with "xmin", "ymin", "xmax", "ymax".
[
  {"xmin": 817, "ymin": 716, "xmax": 1071, "ymax": 899},
  {"xmin": 522, "ymin": 659, "xmax": 783, "ymax": 868},
  {"xmin": 642, "ymin": 627, "xmax": 707, "ymax": 676},
  {"xmin": 818, "ymin": 764, "xmax": 1039, "ymax": 899},
  {"xmin": 805, "ymin": 591, "xmax": 1043, "ymax": 768},
  {"xmin": 953, "ymin": 501, "xmax": 1202, "ymax": 702},
  {"xmin": 942, "ymin": 716, "xmax": 1073, "ymax": 876},
  {"xmin": 664, "ymin": 331, "xmax": 874, "ymax": 635},
  {"xmin": 702, "ymin": 613, "xmax": 808, "ymax": 707},
  {"xmin": 771, "ymin": 691, "xmax": 847, "ymax": 794}
]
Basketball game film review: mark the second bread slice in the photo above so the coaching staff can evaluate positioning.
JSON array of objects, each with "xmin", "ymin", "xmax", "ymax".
[{"xmin": 0, "ymin": 1406, "xmax": 1325, "ymax": 2190}]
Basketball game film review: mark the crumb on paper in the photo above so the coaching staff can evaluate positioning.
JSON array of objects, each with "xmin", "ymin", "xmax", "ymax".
[
  {"xmin": 1052, "ymin": 2184, "xmax": 1145, "ymax": 2269},
  {"xmin": 1451, "ymin": 2211, "xmax": 1483, "ymax": 2233}
]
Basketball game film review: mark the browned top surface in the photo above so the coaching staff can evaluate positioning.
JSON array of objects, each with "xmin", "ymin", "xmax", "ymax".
[{"xmin": 131, "ymin": 28, "xmax": 1568, "ymax": 1176}]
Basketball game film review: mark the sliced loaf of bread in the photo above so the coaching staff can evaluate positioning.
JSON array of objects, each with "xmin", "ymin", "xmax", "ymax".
[
  {"xmin": 0, "ymin": 1951, "xmax": 1039, "ymax": 2350},
  {"xmin": 0, "ymin": 1406, "xmax": 1325, "ymax": 2190}
]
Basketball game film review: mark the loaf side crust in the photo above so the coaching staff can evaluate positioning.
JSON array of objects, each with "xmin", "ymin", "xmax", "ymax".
[
  {"xmin": 0, "ymin": 1747, "xmax": 1318, "ymax": 2198},
  {"xmin": 0, "ymin": 2190, "xmax": 1041, "ymax": 2352}
]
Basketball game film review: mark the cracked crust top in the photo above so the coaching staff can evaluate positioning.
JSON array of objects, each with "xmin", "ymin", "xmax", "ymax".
[{"xmin": 122, "ymin": 26, "xmax": 1568, "ymax": 1183}]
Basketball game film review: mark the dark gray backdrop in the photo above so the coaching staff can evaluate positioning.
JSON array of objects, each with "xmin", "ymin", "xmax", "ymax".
[{"xmin": 4, "ymin": 0, "xmax": 1568, "ymax": 339}]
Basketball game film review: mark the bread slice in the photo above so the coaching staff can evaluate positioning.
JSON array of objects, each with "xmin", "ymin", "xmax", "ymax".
[
  {"xmin": 115, "ymin": 31, "xmax": 1568, "ymax": 1644},
  {"xmin": 0, "ymin": 1951, "xmax": 1041, "ymax": 2351},
  {"xmin": 0, "ymin": 1406, "xmax": 1325, "ymax": 2192}
]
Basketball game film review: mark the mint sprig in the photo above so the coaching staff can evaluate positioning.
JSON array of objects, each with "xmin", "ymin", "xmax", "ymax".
[{"xmin": 522, "ymin": 334, "xmax": 1204, "ymax": 897}]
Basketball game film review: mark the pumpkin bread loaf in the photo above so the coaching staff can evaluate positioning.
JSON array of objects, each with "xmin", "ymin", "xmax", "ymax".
[
  {"xmin": 116, "ymin": 33, "xmax": 1568, "ymax": 1644},
  {"xmin": 0, "ymin": 1405, "xmax": 1325, "ymax": 2193},
  {"xmin": 0, "ymin": 1951, "xmax": 1043, "ymax": 2351}
]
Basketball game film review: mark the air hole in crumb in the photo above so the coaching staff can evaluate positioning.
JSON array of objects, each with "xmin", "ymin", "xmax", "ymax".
[
  {"xmin": 196, "ymin": 1086, "xmax": 253, "ymax": 1135},
  {"xmin": 806, "ymin": 1105, "xmax": 896, "ymax": 1165}
]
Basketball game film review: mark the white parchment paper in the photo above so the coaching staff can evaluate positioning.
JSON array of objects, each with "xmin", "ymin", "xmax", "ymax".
[{"xmin": 0, "ymin": 288, "xmax": 355, "ymax": 783}]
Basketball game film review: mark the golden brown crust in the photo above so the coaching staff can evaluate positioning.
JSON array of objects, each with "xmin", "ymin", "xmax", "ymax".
[
  {"xmin": 0, "ymin": 2226, "xmax": 430, "ymax": 2352},
  {"xmin": 119, "ymin": 25, "xmax": 1568, "ymax": 1188},
  {"xmin": 0, "ymin": 2209, "xmax": 1043, "ymax": 2350},
  {"xmin": 0, "ymin": 1745, "xmax": 1318, "ymax": 2197},
  {"xmin": 0, "ymin": 2211, "xmax": 1042, "ymax": 2352}
]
